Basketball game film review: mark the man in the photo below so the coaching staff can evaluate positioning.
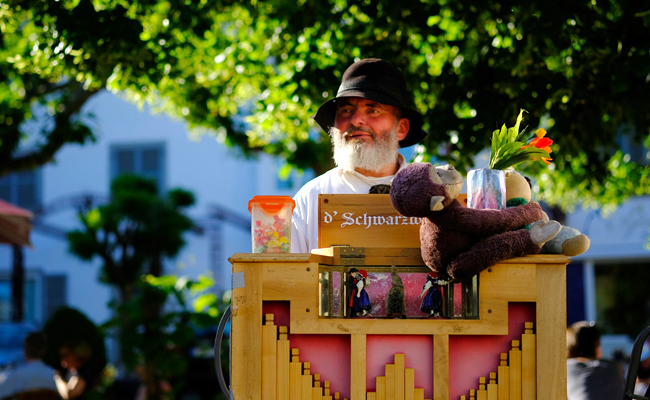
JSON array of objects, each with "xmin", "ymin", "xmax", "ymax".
[
  {"xmin": 566, "ymin": 321, "xmax": 625, "ymax": 400},
  {"xmin": 0, "ymin": 332, "xmax": 58, "ymax": 400},
  {"xmin": 291, "ymin": 58, "xmax": 428, "ymax": 253}
]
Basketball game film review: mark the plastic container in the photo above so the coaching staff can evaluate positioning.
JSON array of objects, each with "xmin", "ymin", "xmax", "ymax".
[{"xmin": 247, "ymin": 195, "xmax": 296, "ymax": 253}]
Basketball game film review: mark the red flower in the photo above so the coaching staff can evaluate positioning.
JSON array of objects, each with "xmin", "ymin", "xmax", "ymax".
[{"xmin": 521, "ymin": 128, "xmax": 553, "ymax": 164}]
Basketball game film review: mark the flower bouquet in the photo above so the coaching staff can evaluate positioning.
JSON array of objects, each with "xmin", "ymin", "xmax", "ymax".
[
  {"xmin": 488, "ymin": 109, "xmax": 553, "ymax": 170},
  {"xmin": 468, "ymin": 109, "xmax": 553, "ymax": 209}
]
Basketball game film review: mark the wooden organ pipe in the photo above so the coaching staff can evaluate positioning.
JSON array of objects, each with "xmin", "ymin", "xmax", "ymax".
[{"xmin": 462, "ymin": 323, "xmax": 536, "ymax": 400}]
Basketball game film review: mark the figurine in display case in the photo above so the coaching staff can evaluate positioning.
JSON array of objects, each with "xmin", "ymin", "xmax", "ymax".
[
  {"xmin": 419, "ymin": 271, "xmax": 445, "ymax": 318},
  {"xmin": 348, "ymin": 268, "xmax": 371, "ymax": 317},
  {"xmin": 386, "ymin": 266, "xmax": 407, "ymax": 319}
]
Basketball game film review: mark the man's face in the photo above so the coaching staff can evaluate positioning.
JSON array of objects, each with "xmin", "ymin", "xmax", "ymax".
[{"xmin": 330, "ymin": 97, "xmax": 409, "ymax": 174}]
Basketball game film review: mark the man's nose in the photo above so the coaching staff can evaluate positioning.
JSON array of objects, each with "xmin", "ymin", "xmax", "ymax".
[{"xmin": 349, "ymin": 108, "xmax": 365, "ymax": 125}]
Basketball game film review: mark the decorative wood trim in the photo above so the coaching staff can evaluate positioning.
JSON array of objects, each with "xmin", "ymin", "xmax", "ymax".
[
  {"xmin": 433, "ymin": 335, "xmax": 449, "ymax": 400},
  {"xmin": 351, "ymin": 334, "xmax": 367, "ymax": 400}
]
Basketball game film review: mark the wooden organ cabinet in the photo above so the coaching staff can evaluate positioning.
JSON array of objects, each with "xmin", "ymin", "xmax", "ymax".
[{"xmin": 230, "ymin": 195, "xmax": 569, "ymax": 400}]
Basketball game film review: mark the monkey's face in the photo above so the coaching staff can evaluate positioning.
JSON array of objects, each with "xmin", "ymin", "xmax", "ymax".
[{"xmin": 429, "ymin": 164, "xmax": 463, "ymax": 200}]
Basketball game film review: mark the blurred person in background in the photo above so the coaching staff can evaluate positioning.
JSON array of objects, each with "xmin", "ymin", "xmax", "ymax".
[
  {"xmin": 0, "ymin": 332, "xmax": 57, "ymax": 399},
  {"xmin": 567, "ymin": 321, "xmax": 625, "ymax": 400},
  {"xmin": 54, "ymin": 343, "xmax": 92, "ymax": 400}
]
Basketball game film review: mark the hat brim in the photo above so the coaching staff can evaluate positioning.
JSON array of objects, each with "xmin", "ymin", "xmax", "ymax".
[{"xmin": 313, "ymin": 91, "xmax": 427, "ymax": 148}]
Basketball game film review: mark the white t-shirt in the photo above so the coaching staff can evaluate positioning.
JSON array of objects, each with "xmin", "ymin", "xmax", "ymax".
[
  {"xmin": 0, "ymin": 360, "xmax": 57, "ymax": 399},
  {"xmin": 291, "ymin": 155, "xmax": 406, "ymax": 253}
]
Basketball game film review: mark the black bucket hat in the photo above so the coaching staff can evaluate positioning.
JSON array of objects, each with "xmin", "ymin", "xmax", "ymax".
[{"xmin": 313, "ymin": 58, "xmax": 427, "ymax": 148}]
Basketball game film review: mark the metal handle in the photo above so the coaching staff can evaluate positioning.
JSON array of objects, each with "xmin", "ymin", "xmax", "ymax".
[
  {"xmin": 623, "ymin": 325, "xmax": 650, "ymax": 400},
  {"xmin": 214, "ymin": 305, "xmax": 232, "ymax": 399}
]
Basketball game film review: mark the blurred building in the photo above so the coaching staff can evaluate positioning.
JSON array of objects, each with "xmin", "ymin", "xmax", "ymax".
[
  {"xmin": 566, "ymin": 197, "xmax": 650, "ymax": 358},
  {"xmin": 0, "ymin": 90, "xmax": 307, "ymax": 328}
]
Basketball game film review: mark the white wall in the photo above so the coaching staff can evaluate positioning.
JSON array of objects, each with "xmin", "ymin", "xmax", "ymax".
[
  {"xmin": 569, "ymin": 196, "xmax": 650, "ymax": 262},
  {"xmin": 1, "ymin": 89, "xmax": 301, "ymax": 326}
]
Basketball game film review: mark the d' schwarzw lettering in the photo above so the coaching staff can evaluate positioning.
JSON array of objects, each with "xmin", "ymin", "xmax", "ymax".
[{"xmin": 323, "ymin": 211, "xmax": 421, "ymax": 230}]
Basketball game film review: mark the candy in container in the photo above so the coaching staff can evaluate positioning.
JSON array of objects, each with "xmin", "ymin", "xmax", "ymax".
[{"xmin": 247, "ymin": 195, "xmax": 296, "ymax": 253}]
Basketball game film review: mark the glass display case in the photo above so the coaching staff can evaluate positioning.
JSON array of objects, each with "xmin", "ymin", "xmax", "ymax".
[{"xmin": 318, "ymin": 265, "xmax": 479, "ymax": 319}]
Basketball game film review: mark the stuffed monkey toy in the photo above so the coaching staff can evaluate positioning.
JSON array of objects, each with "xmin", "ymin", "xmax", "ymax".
[
  {"xmin": 390, "ymin": 163, "xmax": 561, "ymax": 282},
  {"xmin": 505, "ymin": 169, "xmax": 590, "ymax": 257}
]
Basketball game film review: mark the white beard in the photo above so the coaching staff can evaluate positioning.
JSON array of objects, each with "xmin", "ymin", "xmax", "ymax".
[{"xmin": 330, "ymin": 125, "xmax": 400, "ymax": 173}]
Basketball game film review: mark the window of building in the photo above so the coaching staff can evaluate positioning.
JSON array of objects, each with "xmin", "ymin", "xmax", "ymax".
[
  {"xmin": 110, "ymin": 144, "xmax": 166, "ymax": 192},
  {"xmin": 0, "ymin": 278, "xmax": 36, "ymax": 322},
  {"xmin": 0, "ymin": 169, "xmax": 42, "ymax": 210},
  {"xmin": 43, "ymin": 274, "xmax": 67, "ymax": 323},
  {"xmin": 594, "ymin": 261, "xmax": 650, "ymax": 337},
  {"xmin": 0, "ymin": 272, "xmax": 66, "ymax": 325}
]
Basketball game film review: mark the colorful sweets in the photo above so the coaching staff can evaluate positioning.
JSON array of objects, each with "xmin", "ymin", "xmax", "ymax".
[
  {"xmin": 253, "ymin": 214, "xmax": 291, "ymax": 253},
  {"xmin": 248, "ymin": 195, "xmax": 296, "ymax": 254}
]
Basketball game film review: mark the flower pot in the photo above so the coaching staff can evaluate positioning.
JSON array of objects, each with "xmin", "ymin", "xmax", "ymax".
[{"xmin": 467, "ymin": 168, "xmax": 506, "ymax": 210}]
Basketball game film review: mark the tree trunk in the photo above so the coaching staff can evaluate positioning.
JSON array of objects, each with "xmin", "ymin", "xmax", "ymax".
[{"xmin": 11, "ymin": 245, "xmax": 24, "ymax": 322}]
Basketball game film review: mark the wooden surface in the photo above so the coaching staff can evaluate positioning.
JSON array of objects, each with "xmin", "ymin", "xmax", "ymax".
[
  {"xmin": 302, "ymin": 362, "xmax": 313, "ymax": 400},
  {"xmin": 318, "ymin": 195, "xmax": 421, "ymax": 249},
  {"xmin": 351, "ymin": 334, "xmax": 366, "ymax": 400},
  {"xmin": 433, "ymin": 335, "xmax": 449, "ymax": 400},
  {"xmin": 394, "ymin": 354, "xmax": 405, "ymax": 400},
  {"xmin": 477, "ymin": 377, "xmax": 486, "ymax": 400},
  {"xmin": 290, "ymin": 349, "xmax": 302, "ymax": 400},
  {"xmin": 497, "ymin": 353, "xmax": 510, "ymax": 400},
  {"xmin": 263, "ymin": 315, "xmax": 278, "ymax": 400},
  {"xmin": 231, "ymin": 261, "xmax": 263, "ymax": 400},
  {"xmin": 277, "ymin": 327, "xmax": 290, "ymax": 400},
  {"xmin": 385, "ymin": 364, "xmax": 395, "ymax": 400},
  {"xmin": 509, "ymin": 341, "xmax": 522, "ymax": 400},
  {"xmin": 487, "ymin": 373, "xmax": 498, "ymax": 400},
  {"xmin": 377, "ymin": 376, "xmax": 386, "ymax": 400},
  {"xmin": 521, "ymin": 324, "xmax": 536, "ymax": 400},
  {"xmin": 405, "ymin": 368, "xmax": 415, "ymax": 400},
  {"xmin": 535, "ymin": 264, "xmax": 567, "ymax": 399}
]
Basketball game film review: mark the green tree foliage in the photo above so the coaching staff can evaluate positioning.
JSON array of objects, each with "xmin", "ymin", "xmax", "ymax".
[
  {"xmin": 2, "ymin": 0, "xmax": 649, "ymax": 211},
  {"xmin": 65, "ymin": 175, "xmax": 220, "ymax": 399},
  {"xmin": 102, "ymin": 274, "xmax": 227, "ymax": 400},
  {"xmin": 66, "ymin": 174, "xmax": 195, "ymax": 303}
]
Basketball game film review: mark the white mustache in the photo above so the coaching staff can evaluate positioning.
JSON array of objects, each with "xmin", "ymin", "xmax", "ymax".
[{"xmin": 343, "ymin": 126, "xmax": 375, "ymax": 138}]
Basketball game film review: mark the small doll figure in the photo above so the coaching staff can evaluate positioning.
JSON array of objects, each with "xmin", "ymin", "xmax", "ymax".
[
  {"xmin": 348, "ymin": 268, "xmax": 371, "ymax": 317},
  {"xmin": 418, "ymin": 271, "xmax": 445, "ymax": 317},
  {"xmin": 386, "ymin": 266, "xmax": 406, "ymax": 319}
]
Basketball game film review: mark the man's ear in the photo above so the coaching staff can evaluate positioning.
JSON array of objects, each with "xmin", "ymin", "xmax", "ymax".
[{"xmin": 396, "ymin": 117, "xmax": 410, "ymax": 141}]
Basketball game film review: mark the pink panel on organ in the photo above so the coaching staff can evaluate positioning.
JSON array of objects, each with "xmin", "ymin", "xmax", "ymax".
[
  {"xmin": 449, "ymin": 303, "xmax": 536, "ymax": 400},
  {"xmin": 366, "ymin": 335, "xmax": 433, "ymax": 398},
  {"xmin": 263, "ymin": 301, "xmax": 351, "ymax": 399}
]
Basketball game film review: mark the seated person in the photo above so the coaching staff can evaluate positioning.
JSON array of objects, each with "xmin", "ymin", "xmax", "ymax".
[
  {"xmin": 54, "ymin": 343, "xmax": 92, "ymax": 400},
  {"xmin": 0, "ymin": 332, "xmax": 58, "ymax": 400},
  {"xmin": 566, "ymin": 321, "xmax": 625, "ymax": 400}
]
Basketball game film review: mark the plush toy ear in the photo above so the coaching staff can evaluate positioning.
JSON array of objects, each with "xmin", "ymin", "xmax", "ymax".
[{"xmin": 430, "ymin": 196, "xmax": 445, "ymax": 211}]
